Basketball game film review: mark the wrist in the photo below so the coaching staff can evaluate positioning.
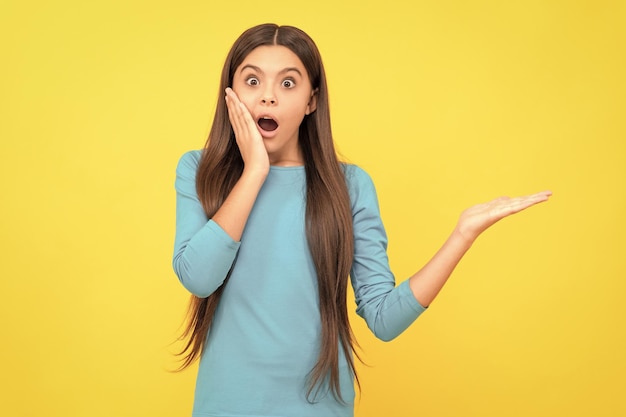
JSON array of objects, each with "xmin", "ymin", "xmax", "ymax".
[
  {"xmin": 241, "ymin": 165, "xmax": 269, "ymax": 183},
  {"xmin": 450, "ymin": 226, "xmax": 476, "ymax": 250}
]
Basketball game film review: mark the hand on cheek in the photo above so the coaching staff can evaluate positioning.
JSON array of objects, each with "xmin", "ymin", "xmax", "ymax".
[{"xmin": 225, "ymin": 88, "xmax": 269, "ymax": 175}]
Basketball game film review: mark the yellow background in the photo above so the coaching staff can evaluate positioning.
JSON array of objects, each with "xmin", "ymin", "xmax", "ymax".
[{"xmin": 1, "ymin": 0, "xmax": 624, "ymax": 416}]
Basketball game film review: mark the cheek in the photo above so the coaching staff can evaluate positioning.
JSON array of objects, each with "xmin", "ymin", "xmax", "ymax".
[
  {"xmin": 233, "ymin": 90, "xmax": 255, "ymax": 111},
  {"xmin": 231, "ymin": 80, "xmax": 253, "ymax": 103},
  {"xmin": 286, "ymin": 110, "xmax": 307, "ymax": 127}
]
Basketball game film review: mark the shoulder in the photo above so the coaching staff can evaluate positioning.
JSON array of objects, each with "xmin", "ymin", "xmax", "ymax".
[
  {"xmin": 175, "ymin": 150, "xmax": 203, "ymax": 193},
  {"xmin": 176, "ymin": 149, "xmax": 203, "ymax": 175},
  {"xmin": 342, "ymin": 163, "xmax": 379, "ymax": 207},
  {"xmin": 342, "ymin": 163, "xmax": 376, "ymax": 192}
]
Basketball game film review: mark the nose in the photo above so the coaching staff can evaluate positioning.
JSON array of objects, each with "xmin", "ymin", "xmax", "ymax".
[
  {"xmin": 261, "ymin": 86, "xmax": 277, "ymax": 105},
  {"xmin": 261, "ymin": 96, "xmax": 276, "ymax": 105}
]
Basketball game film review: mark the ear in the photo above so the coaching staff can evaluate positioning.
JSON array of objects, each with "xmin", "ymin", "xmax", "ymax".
[{"xmin": 305, "ymin": 89, "xmax": 318, "ymax": 115}]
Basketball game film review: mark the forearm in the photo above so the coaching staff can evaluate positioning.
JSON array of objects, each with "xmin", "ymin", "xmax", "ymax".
[
  {"xmin": 173, "ymin": 220, "xmax": 240, "ymax": 297},
  {"xmin": 212, "ymin": 167, "xmax": 267, "ymax": 242},
  {"xmin": 408, "ymin": 228, "xmax": 473, "ymax": 307}
]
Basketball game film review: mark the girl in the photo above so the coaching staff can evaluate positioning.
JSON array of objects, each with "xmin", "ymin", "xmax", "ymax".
[{"xmin": 172, "ymin": 23, "xmax": 551, "ymax": 417}]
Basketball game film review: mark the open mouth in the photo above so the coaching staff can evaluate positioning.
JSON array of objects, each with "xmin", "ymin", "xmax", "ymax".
[{"xmin": 258, "ymin": 117, "xmax": 278, "ymax": 132}]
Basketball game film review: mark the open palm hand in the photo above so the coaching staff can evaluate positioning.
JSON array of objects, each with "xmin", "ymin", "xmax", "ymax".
[{"xmin": 455, "ymin": 190, "xmax": 552, "ymax": 243}]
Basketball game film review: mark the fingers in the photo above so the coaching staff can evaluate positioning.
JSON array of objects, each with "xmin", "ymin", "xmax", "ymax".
[
  {"xmin": 457, "ymin": 190, "xmax": 552, "ymax": 241},
  {"xmin": 225, "ymin": 88, "xmax": 248, "ymax": 138},
  {"xmin": 492, "ymin": 190, "xmax": 552, "ymax": 218},
  {"xmin": 225, "ymin": 88, "xmax": 262, "ymax": 143},
  {"xmin": 513, "ymin": 190, "xmax": 552, "ymax": 209},
  {"xmin": 225, "ymin": 88, "xmax": 269, "ymax": 172}
]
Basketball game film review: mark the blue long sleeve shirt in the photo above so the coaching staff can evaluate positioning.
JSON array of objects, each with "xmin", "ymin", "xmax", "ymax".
[{"xmin": 173, "ymin": 150, "xmax": 425, "ymax": 417}]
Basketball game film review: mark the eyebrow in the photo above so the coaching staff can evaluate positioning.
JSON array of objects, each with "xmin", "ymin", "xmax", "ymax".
[{"xmin": 240, "ymin": 64, "xmax": 302, "ymax": 77}]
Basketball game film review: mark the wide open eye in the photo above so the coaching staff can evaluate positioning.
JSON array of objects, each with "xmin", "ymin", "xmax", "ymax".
[
  {"xmin": 282, "ymin": 79, "xmax": 295, "ymax": 88},
  {"xmin": 246, "ymin": 77, "xmax": 260, "ymax": 86}
]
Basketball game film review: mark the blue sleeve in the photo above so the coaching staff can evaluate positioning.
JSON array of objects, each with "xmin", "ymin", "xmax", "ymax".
[
  {"xmin": 346, "ymin": 165, "xmax": 426, "ymax": 341},
  {"xmin": 172, "ymin": 150, "xmax": 241, "ymax": 298}
]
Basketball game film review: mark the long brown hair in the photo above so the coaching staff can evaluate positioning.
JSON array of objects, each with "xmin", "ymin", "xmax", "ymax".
[{"xmin": 177, "ymin": 23, "xmax": 359, "ymax": 402}]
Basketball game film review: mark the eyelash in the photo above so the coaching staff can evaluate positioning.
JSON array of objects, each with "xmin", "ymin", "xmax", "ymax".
[{"xmin": 244, "ymin": 76, "xmax": 296, "ymax": 88}]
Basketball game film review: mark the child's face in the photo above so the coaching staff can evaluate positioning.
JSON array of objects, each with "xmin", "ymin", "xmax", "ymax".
[{"xmin": 232, "ymin": 45, "xmax": 317, "ymax": 165}]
